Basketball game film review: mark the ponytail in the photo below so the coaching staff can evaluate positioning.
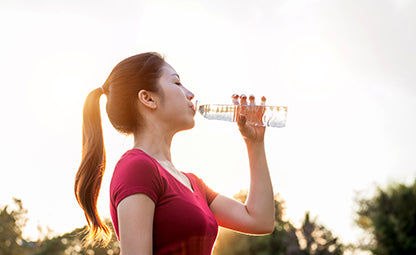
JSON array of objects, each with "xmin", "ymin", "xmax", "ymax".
[
  {"xmin": 74, "ymin": 52, "xmax": 165, "ymax": 247},
  {"xmin": 74, "ymin": 87, "xmax": 111, "ymax": 247}
]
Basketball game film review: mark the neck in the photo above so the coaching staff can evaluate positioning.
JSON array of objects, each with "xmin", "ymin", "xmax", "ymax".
[{"xmin": 133, "ymin": 123, "xmax": 174, "ymax": 163}]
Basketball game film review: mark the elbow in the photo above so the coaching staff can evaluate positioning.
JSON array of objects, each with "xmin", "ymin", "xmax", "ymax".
[
  {"xmin": 253, "ymin": 220, "xmax": 275, "ymax": 235},
  {"xmin": 249, "ymin": 210, "xmax": 275, "ymax": 235},
  {"xmin": 252, "ymin": 226, "xmax": 274, "ymax": 235},
  {"xmin": 261, "ymin": 222, "xmax": 275, "ymax": 235},
  {"xmin": 261, "ymin": 213, "xmax": 275, "ymax": 234},
  {"xmin": 266, "ymin": 222, "xmax": 275, "ymax": 234}
]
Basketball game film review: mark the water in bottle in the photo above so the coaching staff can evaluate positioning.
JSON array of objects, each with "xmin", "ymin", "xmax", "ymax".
[{"xmin": 197, "ymin": 95, "xmax": 287, "ymax": 128}]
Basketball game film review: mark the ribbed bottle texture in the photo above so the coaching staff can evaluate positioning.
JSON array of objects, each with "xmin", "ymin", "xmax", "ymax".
[{"xmin": 198, "ymin": 104, "xmax": 287, "ymax": 128}]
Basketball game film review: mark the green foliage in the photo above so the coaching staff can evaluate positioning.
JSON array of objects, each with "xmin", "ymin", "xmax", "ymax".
[
  {"xmin": 356, "ymin": 180, "xmax": 416, "ymax": 255},
  {"xmin": 297, "ymin": 212, "xmax": 343, "ymax": 255},
  {"xmin": 213, "ymin": 190, "xmax": 344, "ymax": 255},
  {"xmin": 32, "ymin": 220, "xmax": 120, "ymax": 255},
  {"xmin": 0, "ymin": 199, "xmax": 119, "ymax": 255},
  {"xmin": 0, "ymin": 198, "xmax": 29, "ymax": 255},
  {"xmin": 1, "ymin": 191, "xmax": 344, "ymax": 255}
]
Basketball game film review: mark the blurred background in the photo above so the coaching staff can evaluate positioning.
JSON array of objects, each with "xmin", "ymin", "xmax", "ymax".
[{"xmin": 1, "ymin": 0, "xmax": 415, "ymax": 254}]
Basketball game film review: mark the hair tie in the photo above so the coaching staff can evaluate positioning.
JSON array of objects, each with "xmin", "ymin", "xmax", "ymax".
[{"xmin": 99, "ymin": 86, "xmax": 105, "ymax": 94}]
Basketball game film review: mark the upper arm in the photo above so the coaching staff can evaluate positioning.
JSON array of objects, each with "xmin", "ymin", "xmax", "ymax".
[
  {"xmin": 209, "ymin": 194, "xmax": 268, "ymax": 234},
  {"xmin": 117, "ymin": 193, "xmax": 155, "ymax": 255}
]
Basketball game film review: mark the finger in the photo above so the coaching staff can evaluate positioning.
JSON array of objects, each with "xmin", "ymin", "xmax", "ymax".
[
  {"xmin": 240, "ymin": 94, "xmax": 248, "ymax": 116},
  {"xmin": 249, "ymin": 94, "xmax": 255, "ymax": 106},
  {"xmin": 260, "ymin": 96, "xmax": 266, "ymax": 116},
  {"xmin": 257, "ymin": 96, "xmax": 267, "ymax": 126},
  {"xmin": 261, "ymin": 96, "xmax": 266, "ymax": 106},
  {"xmin": 232, "ymin": 94, "xmax": 239, "ymax": 122},
  {"xmin": 247, "ymin": 94, "xmax": 255, "ymax": 125},
  {"xmin": 232, "ymin": 94, "xmax": 240, "ymax": 105},
  {"xmin": 239, "ymin": 95, "xmax": 248, "ymax": 124},
  {"xmin": 240, "ymin": 94, "xmax": 247, "ymax": 105}
]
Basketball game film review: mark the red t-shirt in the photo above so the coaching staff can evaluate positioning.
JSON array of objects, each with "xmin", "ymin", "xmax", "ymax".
[{"xmin": 110, "ymin": 149, "xmax": 219, "ymax": 254}]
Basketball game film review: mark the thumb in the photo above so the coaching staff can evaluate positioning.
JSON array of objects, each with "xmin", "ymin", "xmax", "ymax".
[{"xmin": 237, "ymin": 113, "xmax": 247, "ymax": 127}]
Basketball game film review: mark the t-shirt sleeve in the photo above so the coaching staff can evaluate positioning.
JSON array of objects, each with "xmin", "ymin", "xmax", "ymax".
[
  {"xmin": 204, "ymin": 181, "xmax": 219, "ymax": 205},
  {"xmin": 110, "ymin": 153, "xmax": 162, "ymax": 208},
  {"xmin": 189, "ymin": 174, "xmax": 219, "ymax": 205}
]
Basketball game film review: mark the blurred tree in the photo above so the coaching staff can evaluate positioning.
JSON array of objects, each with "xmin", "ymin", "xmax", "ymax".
[
  {"xmin": 0, "ymin": 198, "xmax": 30, "ymax": 255},
  {"xmin": 1, "ymin": 193, "xmax": 345, "ymax": 255},
  {"xmin": 213, "ymin": 190, "xmax": 344, "ymax": 255},
  {"xmin": 355, "ymin": 180, "xmax": 416, "ymax": 255},
  {"xmin": 296, "ymin": 212, "xmax": 343, "ymax": 255},
  {"xmin": 0, "ymin": 197, "xmax": 119, "ymax": 255},
  {"xmin": 33, "ymin": 219, "xmax": 119, "ymax": 255}
]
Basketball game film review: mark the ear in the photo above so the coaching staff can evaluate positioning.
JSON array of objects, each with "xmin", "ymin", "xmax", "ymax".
[{"xmin": 137, "ymin": 90, "xmax": 158, "ymax": 110}]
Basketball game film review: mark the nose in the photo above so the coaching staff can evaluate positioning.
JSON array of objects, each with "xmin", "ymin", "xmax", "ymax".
[
  {"xmin": 183, "ymin": 87, "xmax": 194, "ymax": 100},
  {"xmin": 188, "ymin": 92, "xmax": 194, "ymax": 101}
]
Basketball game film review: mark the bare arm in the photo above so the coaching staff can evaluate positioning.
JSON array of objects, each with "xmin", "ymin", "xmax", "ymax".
[
  {"xmin": 210, "ymin": 141, "xmax": 274, "ymax": 234},
  {"xmin": 210, "ymin": 96, "xmax": 275, "ymax": 234},
  {"xmin": 117, "ymin": 193, "xmax": 155, "ymax": 255}
]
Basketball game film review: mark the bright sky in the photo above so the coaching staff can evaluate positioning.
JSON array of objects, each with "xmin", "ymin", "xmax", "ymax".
[{"xmin": 1, "ymin": 0, "xmax": 415, "ymax": 248}]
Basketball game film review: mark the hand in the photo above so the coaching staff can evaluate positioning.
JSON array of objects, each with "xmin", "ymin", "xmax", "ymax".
[{"xmin": 233, "ymin": 94, "xmax": 266, "ymax": 144}]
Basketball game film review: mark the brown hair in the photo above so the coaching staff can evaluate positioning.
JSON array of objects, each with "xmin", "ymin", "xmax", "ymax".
[{"xmin": 74, "ymin": 52, "xmax": 165, "ymax": 246}]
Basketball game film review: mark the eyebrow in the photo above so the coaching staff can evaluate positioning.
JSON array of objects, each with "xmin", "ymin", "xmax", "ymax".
[{"xmin": 171, "ymin": 73, "xmax": 180, "ymax": 79}]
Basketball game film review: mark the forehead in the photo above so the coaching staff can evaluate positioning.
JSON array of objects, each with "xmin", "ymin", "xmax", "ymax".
[{"xmin": 160, "ymin": 63, "xmax": 179, "ymax": 79}]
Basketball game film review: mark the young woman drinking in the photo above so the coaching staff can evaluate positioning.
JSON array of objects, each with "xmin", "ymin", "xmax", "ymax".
[{"xmin": 74, "ymin": 52, "xmax": 275, "ymax": 255}]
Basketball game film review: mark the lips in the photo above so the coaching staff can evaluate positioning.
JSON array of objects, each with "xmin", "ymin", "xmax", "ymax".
[{"xmin": 190, "ymin": 105, "xmax": 196, "ymax": 115}]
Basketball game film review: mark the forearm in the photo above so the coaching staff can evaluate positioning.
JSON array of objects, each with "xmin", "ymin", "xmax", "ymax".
[{"xmin": 244, "ymin": 140, "xmax": 275, "ymax": 232}]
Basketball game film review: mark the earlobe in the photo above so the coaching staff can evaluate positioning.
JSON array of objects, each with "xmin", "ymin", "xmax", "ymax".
[{"xmin": 138, "ymin": 90, "xmax": 157, "ymax": 110}]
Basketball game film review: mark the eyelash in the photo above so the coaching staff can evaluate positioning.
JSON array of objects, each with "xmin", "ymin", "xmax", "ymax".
[{"xmin": 175, "ymin": 82, "xmax": 182, "ymax": 86}]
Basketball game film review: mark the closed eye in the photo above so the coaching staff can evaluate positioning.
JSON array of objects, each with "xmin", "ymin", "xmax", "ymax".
[{"xmin": 175, "ymin": 82, "xmax": 182, "ymax": 86}]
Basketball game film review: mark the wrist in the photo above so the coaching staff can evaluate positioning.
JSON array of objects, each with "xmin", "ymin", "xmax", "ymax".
[{"xmin": 245, "ymin": 139, "xmax": 265, "ymax": 149}]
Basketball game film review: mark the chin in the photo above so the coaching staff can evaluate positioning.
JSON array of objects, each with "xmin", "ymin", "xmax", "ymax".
[
  {"xmin": 185, "ymin": 120, "xmax": 195, "ymax": 130},
  {"xmin": 180, "ymin": 119, "xmax": 195, "ymax": 132}
]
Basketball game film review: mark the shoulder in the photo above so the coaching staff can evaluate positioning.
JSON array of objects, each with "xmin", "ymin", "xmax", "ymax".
[
  {"xmin": 110, "ymin": 149, "xmax": 163, "ymax": 206},
  {"xmin": 111, "ymin": 149, "xmax": 163, "ymax": 193},
  {"xmin": 113, "ymin": 149, "xmax": 159, "ymax": 178},
  {"xmin": 115, "ymin": 149, "xmax": 158, "ymax": 170}
]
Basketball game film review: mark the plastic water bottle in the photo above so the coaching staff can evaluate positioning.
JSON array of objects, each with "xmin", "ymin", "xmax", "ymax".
[{"xmin": 197, "ymin": 95, "xmax": 287, "ymax": 128}]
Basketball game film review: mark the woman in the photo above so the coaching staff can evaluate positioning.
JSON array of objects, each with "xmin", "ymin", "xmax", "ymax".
[{"xmin": 75, "ymin": 52, "xmax": 275, "ymax": 254}]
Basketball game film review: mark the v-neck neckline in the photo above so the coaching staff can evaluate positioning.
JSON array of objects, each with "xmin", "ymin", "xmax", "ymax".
[{"xmin": 132, "ymin": 148, "xmax": 195, "ymax": 193}]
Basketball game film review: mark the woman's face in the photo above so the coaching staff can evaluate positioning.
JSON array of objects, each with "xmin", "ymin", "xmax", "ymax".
[{"xmin": 156, "ymin": 63, "xmax": 196, "ymax": 131}]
